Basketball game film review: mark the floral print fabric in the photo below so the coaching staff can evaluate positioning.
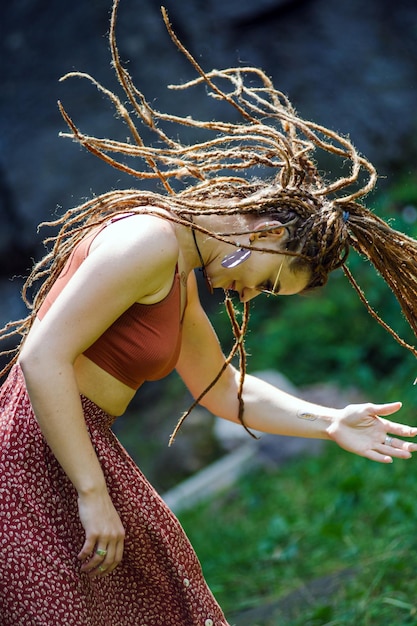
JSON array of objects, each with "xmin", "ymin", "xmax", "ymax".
[{"xmin": 0, "ymin": 364, "xmax": 228, "ymax": 626}]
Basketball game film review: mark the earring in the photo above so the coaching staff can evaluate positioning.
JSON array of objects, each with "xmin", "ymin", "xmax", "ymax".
[{"xmin": 221, "ymin": 248, "xmax": 252, "ymax": 269}]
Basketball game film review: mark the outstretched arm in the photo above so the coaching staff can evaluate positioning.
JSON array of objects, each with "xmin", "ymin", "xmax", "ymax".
[
  {"xmin": 222, "ymin": 373, "xmax": 416, "ymax": 464},
  {"xmin": 177, "ymin": 275, "xmax": 417, "ymax": 463}
]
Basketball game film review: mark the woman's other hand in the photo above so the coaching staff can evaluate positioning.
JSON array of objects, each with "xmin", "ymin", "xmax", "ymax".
[
  {"xmin": 77, "ymin": 488, "xmax": 125, "ymax": 577},
  {"xmin": 327, "ymin": 402, "xmax": 417, "ymax": 463}
]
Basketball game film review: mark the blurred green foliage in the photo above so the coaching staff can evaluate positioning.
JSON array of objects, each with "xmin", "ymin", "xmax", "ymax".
[{"xmin": 179, "ymin": 443, "xmax": 417, "ymax": 624}]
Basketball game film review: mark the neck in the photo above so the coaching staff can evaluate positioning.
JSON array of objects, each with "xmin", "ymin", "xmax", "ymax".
[
  {"xmin": 174, "ymin": 213, "xmax": 245, "ymax": 290},
  {"xmin": 191, "ymin": 227, "xmax": 205, "ymax": 268},
  {"xmin": 190, "ymin": 221, "xmax": 214, "ymax": 294}
]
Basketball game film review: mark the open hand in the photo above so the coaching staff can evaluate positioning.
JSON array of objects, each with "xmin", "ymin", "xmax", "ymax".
[{"xmin": 327, "ymin": 402, "xmax": 417, "ymax": 463}]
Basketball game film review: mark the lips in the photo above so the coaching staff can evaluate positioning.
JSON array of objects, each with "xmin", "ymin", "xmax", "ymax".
[{"xmin": 225, "ymin": 282, "xmax": 243, "ymax": 300}]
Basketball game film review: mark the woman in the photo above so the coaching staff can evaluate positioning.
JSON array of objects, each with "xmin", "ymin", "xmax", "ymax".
[{"xmin": 1, "ymin": 1, "xmax": 417, "ymax": 624}]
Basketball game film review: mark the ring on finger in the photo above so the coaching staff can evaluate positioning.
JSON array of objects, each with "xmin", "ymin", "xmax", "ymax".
[
  {"xmin": 384, "ymin": 435, "xmax": 393, "ymax": 446},
  {"xmin": 98, "ymin": 565, "xmax": 106, "ymax": 573},
  {"xmin": 96, "ymin": 548, "xmax": 107, "ymax": 557}
]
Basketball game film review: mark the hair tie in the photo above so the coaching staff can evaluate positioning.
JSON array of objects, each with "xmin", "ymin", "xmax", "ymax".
[{"xmin": 342, "ymin": 210, "xmax": 350, "ymax": 223}]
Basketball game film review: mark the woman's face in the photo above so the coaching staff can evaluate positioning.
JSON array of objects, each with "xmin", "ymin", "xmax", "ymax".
[
  {"xmin": 206, "ymin": 219, "xmax": 311, "ymax": 301},
  {"xmin": 220, "ymin": 250, "xmax": 310, "ymax": 302}
]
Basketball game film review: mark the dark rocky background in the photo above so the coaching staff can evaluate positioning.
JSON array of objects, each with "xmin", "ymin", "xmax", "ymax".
[
  {"xmin": 1, "ymin": 0, "xmax": 416, "ymax": 487},
  {"xmin": 1, "ymin": 0, "xmax": 416, "ymax": 320}
]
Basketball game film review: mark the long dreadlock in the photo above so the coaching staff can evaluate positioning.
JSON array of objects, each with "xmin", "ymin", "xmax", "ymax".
[{"xmin": 2, "ymin": 0, "xmax": 417, "ymax": 442}]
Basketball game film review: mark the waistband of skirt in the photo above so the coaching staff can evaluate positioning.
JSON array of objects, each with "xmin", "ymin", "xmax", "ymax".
[
  {"xmin": 9, "ymin": 362, "xmax": 116, "ymax": 429},
  {"xmin": 80, "ymin": 394, "xmax": 116, "ymax": 428}
]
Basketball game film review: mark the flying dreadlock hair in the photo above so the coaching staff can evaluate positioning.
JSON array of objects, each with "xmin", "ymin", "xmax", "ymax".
[{"xmin": 1, "ymin": 0, "xmax": 417, "ymax": 443}]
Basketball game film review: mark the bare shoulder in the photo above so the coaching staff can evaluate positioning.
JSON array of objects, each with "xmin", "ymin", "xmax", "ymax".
[
  {"xmin": 91, "ymin": 211, "xmax": 178, "ymax": 260},
  {"xmin": 87, "ymin": 210, "xmax": 179, "ymax": 302}
]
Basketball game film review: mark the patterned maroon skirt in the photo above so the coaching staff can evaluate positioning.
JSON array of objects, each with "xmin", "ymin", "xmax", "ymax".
[{"xmin": 0, "ymin": 364, "xmax": 229, "ymax": 626}]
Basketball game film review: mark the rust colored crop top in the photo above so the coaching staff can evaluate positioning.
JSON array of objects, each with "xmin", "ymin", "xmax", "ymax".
[{"xmin": 37, "ymin": 221, "xmax": 182, "ymax": 390}]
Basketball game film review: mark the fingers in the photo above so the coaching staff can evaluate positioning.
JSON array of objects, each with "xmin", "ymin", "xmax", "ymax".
[
  {"xmin": 374, "ymin": 444, "xmax": 411, "ymax": 461},
  {"xmin": 373, "ymin": 409, "xmax": 417, "ymax": 459},
  {"xmin": 366, "ymin": 432, "xmax": 417, "ymax": 464},
  {"xmin": 384, "ymin": 435, "xmax": 417, "ymax": 452},
  {"xmin": 365, "ymin": 449, "xmax": 394, "ymax": 464},
  {"xmin": 78, "ymin": 535, "xmax": 125, "ymax": 578},
  {"xmin": 78, "ymin": 535, "xmax": 97, "ymax": 563},
  {"xmin": 96, "ymin": 539, "xmax": 124, "ymax": 576},
  {"xmin": 369, "ymin": 401, "xmax": 402, "ymax": 417},
  {"xmin": 380, "ymin": 419, "xmax": 417, "ymax": 440},
  {"xmin": 381, "ymin": 434, "xmax": 417, "ymax": 457},
  {"xmin": 365, "ymin": 443, "xmax": 408, "ymax": 463},
  {"xmin": 79, "ymin": 544, "xmax": 108, "ymax": 576},
  {"xmin": 107, "ymin": 539, "xmax": 125, "ymax": 575}
]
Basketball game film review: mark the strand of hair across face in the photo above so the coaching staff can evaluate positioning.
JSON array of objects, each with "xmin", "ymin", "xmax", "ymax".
[
  {"xmin": 225, "ymin": 295, "xmax": 255, "ymax": 438},
  {"xmin": 169, "ymin": 295, "xmax": 252, "ymax": 445}
]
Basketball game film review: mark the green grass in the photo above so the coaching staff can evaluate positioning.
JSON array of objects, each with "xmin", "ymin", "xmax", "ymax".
[{"xmin": 178, "ymin": 441, "xmax": 417, "ymax": 625}]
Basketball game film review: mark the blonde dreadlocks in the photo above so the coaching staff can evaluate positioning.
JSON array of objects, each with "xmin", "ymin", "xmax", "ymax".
[{"xmin": 2, "ymin": 0, "xmax": 417, "ymax": 441}]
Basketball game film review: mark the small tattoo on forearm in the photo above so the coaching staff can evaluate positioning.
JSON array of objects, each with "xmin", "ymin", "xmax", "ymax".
[{"xmin": 297, "ymin": 411, "xmax": 318, "ymax": 421}]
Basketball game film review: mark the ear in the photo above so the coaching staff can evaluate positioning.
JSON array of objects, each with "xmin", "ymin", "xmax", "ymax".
[{"xmin": 249, "ymin": 220, "xmax": 286, "ymax": 242}]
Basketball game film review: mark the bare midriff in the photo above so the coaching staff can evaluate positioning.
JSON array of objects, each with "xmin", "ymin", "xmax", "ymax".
[
  {"xmin": 73, "ymin": 352, "xmax": 136, "ymax": 416},
  {"xmin": 31, "ymin": 318, "xmax": 137, "ymax": 417}
]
